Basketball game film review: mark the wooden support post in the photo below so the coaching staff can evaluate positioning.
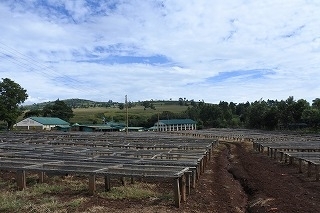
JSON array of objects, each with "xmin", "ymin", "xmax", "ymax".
[
  {"xmin": 307, "ymin": 162, "xmax": 312, "ymax": 177},
  {"xmin": 316, "ymin": 165, "xmax": 319, "ymax": 181},
  {"xmin": 89, "ymin": 175, "xmax": 96, "ymax": 195},
  {"xmin": 274, "ymin": 149, "xmax": 277, "ymax": 160},
  {"xmin": 120, "ymin": 177, "xmax": 126, "ymax": 186},
  {"xmin": 173, "ymin": 178, "xmax": 181, "ymax": 208},
  {"xmin": 200, "ymin": 159, "xmax": 204, "ymax": 174},
  {"xmin": 204, "ymin": 155, "xmax": 207, "ymax": 168},
  {"xmin": 299, "ymin": 159, "xmax": 303, "ymax": 173},
  {"xmin": 131, "ymin": 176, "xmax": 135, "ymax": 184},
  {"xmin": 38, "ymin": 172, "xmax": 45, "ymax": 183},
  {"xmin": 289, "ymin": 157, "xmax": 293, "ymax": 165},
  {"xmin": 16, "ymin": 170, "xmax": 26, "ymax": 190},
  {"xmin": 186, "ymin": 172, "xmax": 191, "ymax": 195},
  {"xmin": 179, "ymin": 175, "xmax": 186, "ymax": 202},
  {"xmin": 280, "ymin": 152, "xmax": 284, "ymax": 162},
  {"xmin": 191, "ymin": 170, "xmax": 196, "ymax": 188},
  {"xmin": 105, "ymin": 176, "xmax": 111, "ymax": 191}
]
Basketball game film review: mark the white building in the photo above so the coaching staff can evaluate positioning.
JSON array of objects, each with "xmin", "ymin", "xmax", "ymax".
[
  {"xmin": 14, "ymin": 117, "xmax": 70, "ymax": 131},
  {"xmin": 153, "ymin": 119, "xmax": 197, "ymax": 131}
]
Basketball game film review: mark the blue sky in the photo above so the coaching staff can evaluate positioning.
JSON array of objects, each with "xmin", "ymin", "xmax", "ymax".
[{"xmin": 0, "ymin": 0, "xmax": 319, "ymax": 104}]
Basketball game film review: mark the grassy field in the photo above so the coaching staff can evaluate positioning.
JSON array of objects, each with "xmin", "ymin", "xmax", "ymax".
[
  {"xmin": 0, "ymin": 102, "xmax": 189, "ymax": 128},
  {"xmin": 0, "ymin": 174, "xmax": 170, "ymax": 212},
  {"xmin": 70, "ymin": 103, "xmax": 189, "ymax": 124}
]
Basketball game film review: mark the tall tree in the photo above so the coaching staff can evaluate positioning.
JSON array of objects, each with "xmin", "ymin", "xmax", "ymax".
[
  {"xmin": 0, "ymin": 78, "xmax": 28, "ymax": 129},
  {"xmin": 247, "ymin": 100, "xmax": 267, "ymax": 129},
  {"xmin": 312, "ymin": 98, "xmax": 320, "ymax": 110},
  {"xmin": 42, "ymin": 99, "xmax": 74, "ymax": 122}
]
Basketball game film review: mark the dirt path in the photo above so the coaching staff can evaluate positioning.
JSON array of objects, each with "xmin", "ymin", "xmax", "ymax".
[{"xmin": 227, "ymin": 141, "xmax": 320, "ymax": 213}]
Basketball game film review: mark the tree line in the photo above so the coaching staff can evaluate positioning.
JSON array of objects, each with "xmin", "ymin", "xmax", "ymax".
[
  {"xmin": 117, "ymin": 97, "xmax": 320, "ymax": 131},
  {"xmin": 183, "ymin": 97, "xmax": 320, "ymax": 130}
]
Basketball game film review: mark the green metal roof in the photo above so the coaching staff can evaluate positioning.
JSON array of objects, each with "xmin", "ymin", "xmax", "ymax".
[
  {"xmin": 30, "ymin": 117, "xmax": 70, "ymax": 125},
  {"xmin": 158, "ymin": 119, "xmax": 196, "ymax": 125}
]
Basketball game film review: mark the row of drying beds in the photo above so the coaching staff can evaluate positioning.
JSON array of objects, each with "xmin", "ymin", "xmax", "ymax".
[
  {"xmin": 253, "ymin": 141, "xmax": 320, "ymax": 181},
  {"xmin": 0, "ymin": 139, "xmax": 215, "ymax": 161},
  {"xmin": 0, "ymin": 140, "xmax": 217, "ymax": 207},
  {"xmin": 2, "ymin": 135, "xmax": 215, "ymax": 149},
  {"xmin": 0, "ymin": 131, "xmax": 209, "ymax": 141},
  {"xmin": 0, "ymin": 157, "xmax": 198, "ymax": 207},
  {"xmin": 0, "ymin": 143, "xmax": 211, "ymax": 170}
]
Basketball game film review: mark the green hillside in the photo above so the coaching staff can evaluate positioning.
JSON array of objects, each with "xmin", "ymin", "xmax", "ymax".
[
  {"xmin": 71, "ymin": 103, "xmax": 189, "ymax": 125},
  {"xmin": 23, "ymin": 98, "xmax": 114, "ymax": 110},
  {"xmin": 22, "ymin": 98, "xmax": 193, "ymax": 125}
]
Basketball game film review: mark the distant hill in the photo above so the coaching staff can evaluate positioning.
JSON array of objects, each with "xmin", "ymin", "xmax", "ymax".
[
  {"xmin": 22, "ymin": 98, "xmax": 200, "ymax": 111},
  {"xmin": 23, "ymin": 98, "xmax": 117, "ymax": 110}
]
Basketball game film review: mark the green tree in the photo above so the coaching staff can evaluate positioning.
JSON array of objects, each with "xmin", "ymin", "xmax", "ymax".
[
  {"xmin": 118, "ymin": 103, "xmax": 124, "ymax": 110},
  {"xmin": 312, "ymin": 98, "xmax": 320, "ymax": 110},
  {"xmin": 247, "ymin": 100, "xmax": 268, "ymax": 129},
  {"xmin": 190, "ymin": 99, "xmax": 197, "ymax": 107},
  {"xmin": 262, "ymin": 106, "xmax": 279, "ymax": 130},
  {"xmin": 302, "ymin": 108, "xmax": 320, "ymax": 128},
  {"xmin": 23, "ymin": 109, "xmax": 42, "ymax": 118},
  {"xmin": 235, "ymin": 102, "xmax": 250, "ymax": 125},
  {"xmin": 42, "ymin": 99, "xmax": 74, "ymax": 122},
  {"xmin": 0, "ymin": 78, "xmax": 28, "ymax": 129},
  {"xmin": 142, "ymin": 101, "xmax": 150, "ymax": 109}
]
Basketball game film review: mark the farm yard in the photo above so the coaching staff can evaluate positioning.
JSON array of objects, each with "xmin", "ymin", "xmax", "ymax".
[{"xmin": 0, "ymin": 129, "xmax": 320, "ymax": 213}]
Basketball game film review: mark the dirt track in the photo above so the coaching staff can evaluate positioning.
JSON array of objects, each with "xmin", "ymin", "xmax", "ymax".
[
  {"xmin": 95, "ymin": 141, "xmax": 320, "ymax": 213},
  {"xmin": 180, "ymin": 141, "xmax": 320, "ymax": 213}
]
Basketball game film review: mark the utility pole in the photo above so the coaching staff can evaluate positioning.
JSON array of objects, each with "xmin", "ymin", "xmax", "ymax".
[
  {"xmin": 125, "ymin": 95, "xmax": 128, "ymax": 135},
  {"xmin": 157, "ymin": 112, "xmax": 159, "ymax": 132}
]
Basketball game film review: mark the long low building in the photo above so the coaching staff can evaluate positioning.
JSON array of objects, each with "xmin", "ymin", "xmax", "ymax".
[
  {"xmin": 153, "ymin": 119, "xmax": 197, "ymax": 131},
  {"xmin": 14, "ymin": 117, "xmax": 70, "ymax": 131}
]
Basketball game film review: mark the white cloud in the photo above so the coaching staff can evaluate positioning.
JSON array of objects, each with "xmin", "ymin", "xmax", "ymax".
[{"xmin": 0, "ymin": 0, "xmax": 319, "ymax": 104}]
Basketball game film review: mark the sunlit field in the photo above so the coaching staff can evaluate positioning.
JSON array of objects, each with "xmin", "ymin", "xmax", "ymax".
[{"xmin": 70, "ymin": 103, "xmax": 189, "ymax": 124}]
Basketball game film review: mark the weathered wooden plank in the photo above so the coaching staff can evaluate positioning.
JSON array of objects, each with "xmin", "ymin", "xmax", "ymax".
[
  {"xmin": 173, "ymin": 178, "xmax": 181, "ymax": 208},
  {"xmin": 104, "ymin": 175, "xmax": 111, "ymax": 191},
  {"xmin": 16, "ymin": 170, "xmax": 26, "ymax": 190},
  {"xmin": 180, "ymin": 174, "xmax": 186, "ymax": 202},
  {"xmin": 88, "ymin": 175, "xmax": 96, "ymax": 195}
]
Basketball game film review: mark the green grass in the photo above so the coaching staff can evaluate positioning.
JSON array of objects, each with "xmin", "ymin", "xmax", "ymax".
[
  {"xmin": 0, "ymin": 175, "xmax": 171, "ymax": 212},
  {"xmin": 0, "ymin": 175, "xmax": 92, "ymax": 212},
  {"xmin": 17, "ymin": 101, "xmax": 190, "ymax": 125},
  {"xmin": 0, "ymin": 191, "xmax": 26, "ymax": 212},
  {"xmin": 99, "ymin": 182, "xmax": 159, "ymax": 199},
  {"xmin": 70, "ymin": 104, "xmax": 189, "ymax": 124}
]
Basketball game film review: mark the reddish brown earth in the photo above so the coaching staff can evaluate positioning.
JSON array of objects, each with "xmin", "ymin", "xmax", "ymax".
[
  {"xmin": 2, "ymin": 141, "xmax": 320, "ymax": 212},
  {"xmin": 81, "ymin": 141, "xmax": 320, "ymax": 213}
]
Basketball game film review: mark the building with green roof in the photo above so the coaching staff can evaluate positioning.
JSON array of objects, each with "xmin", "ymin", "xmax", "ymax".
[
  {"xmin": 153, "ymin": 119, "xmax": 197, "ymax": 131},
  {"xmin": 14, "ymin": 117, "xmax": 70, "ymax": 131}
]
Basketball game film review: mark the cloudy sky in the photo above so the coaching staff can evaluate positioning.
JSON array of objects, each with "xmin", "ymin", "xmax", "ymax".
[{"xmin": 0, "ymin": 0, "xmax": 319, "ymax": 105}]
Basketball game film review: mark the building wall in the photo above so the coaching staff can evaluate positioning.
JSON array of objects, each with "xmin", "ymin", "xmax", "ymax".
[
  {"xmin": 14, "ymin": 118, "xmax": 43, "ymax": 130},
  {"xmin": 155, "ymin": 122, "xmax": 196, "ymax": 131}
]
